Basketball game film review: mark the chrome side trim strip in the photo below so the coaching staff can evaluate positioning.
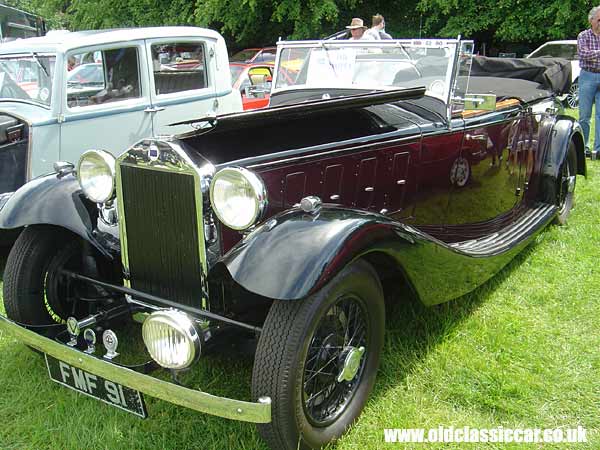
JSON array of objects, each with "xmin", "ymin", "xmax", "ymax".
[{"xmin": 0, "ymin": 314, "xmax": 272, "ymax": 423}]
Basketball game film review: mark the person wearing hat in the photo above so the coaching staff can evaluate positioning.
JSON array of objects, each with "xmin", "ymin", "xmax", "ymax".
[{"xmin": 346, "ymin": 18, "xmax": 367, "ymax": 40}]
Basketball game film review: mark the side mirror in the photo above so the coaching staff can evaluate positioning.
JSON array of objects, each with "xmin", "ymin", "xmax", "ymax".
[{"xmin": 463, "ymin": 93, "xmax": 497, "ymax": 111}]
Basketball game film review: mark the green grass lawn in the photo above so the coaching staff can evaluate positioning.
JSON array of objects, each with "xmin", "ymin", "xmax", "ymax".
[{"xmin": 0, "ymin": 110, "xmax": 598, "ymax": 449}]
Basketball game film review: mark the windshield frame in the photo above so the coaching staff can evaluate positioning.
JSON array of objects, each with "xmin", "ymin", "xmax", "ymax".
[
  {"xmin": 272, "ymin": 39, "xmax": 473, "ymax": 109},
  {"xmin": 0, "ymin": 51, "xmax": 56, "ymax": 109}
]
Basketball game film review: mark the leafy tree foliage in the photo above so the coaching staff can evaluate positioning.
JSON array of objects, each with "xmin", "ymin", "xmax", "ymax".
[
  {"xmin": 418, "ymin": 0, "xmax": 593, "ymax": 41},
  {"xmin": 7, "ymin": 0, "xmax": 594, "ymax": 48},
  {"xmin": 195, "ymin": 0, "xmax": 424, "ymax": 47}
]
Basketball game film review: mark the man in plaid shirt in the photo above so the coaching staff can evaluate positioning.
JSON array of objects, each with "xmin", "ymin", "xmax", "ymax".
[{"xmin": 578, "ymin": 5, "xmax": 600, "ymax": 159}]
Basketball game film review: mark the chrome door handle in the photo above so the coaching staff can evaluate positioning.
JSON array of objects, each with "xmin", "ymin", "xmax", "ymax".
[
  {"xmin": 144, "ymin": 106, "xmax": 165, "ymax": 113},
  {"xmin": 465, "ymin": 133, "xmax": 488, "ymax": 142}
]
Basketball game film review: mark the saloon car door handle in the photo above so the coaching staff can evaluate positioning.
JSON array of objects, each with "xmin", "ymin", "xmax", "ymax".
[{"xmin": 144, "ymin": 106, "xmax": 166, "ymax": 113}]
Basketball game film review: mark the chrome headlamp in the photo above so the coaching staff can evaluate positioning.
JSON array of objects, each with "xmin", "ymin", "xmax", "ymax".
[
  {"xmin": 142, "ymin": 310, "xmax": 201, "ymax": 370},
  {"xmin": 77, "ymin": 150, "xmax": 116, "ymax": 203},
  {"xmin": 209, "ymin": 167, "xmax": 267, "ymax": 231}
]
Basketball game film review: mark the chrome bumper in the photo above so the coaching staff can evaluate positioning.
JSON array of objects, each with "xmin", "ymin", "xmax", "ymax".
[{"xmin": 0, "ymin": 315, "xmax": 271, "ymax": 423}]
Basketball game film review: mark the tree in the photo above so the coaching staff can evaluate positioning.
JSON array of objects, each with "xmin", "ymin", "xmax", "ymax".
[{"xmin": 417, "ymin": 0, "xmax": 592, "ymax": 42}]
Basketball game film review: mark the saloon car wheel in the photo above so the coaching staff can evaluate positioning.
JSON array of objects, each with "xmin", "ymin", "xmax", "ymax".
[
  {"xmin": 3, "ymin": 226, "xmax": 91, "ymax": 337},
  {"xmin": 555, "ymin": 142, "xmax": 577, "ymax": 225},
  {"xmin": 252, "ymin": 260, "xmax": 384, "ymax": 450}
]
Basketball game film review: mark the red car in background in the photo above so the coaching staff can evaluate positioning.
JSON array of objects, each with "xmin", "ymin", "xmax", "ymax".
[
  {"xmin": 230, "ymin": 47, "xmax": 276, "ymax": 63},
  {"xmin": 230, "ymin": 62, "xmax": 274, "ymax": 110}
]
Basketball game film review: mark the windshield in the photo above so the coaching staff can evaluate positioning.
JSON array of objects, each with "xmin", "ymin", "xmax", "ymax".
[
  {"xmin": 229, "ymin": 65, "xmax": 244, "ymax": 85},
  {"xmin": 0, "ymin": 54, "xmax": 55, "ymax": 106},
  {"xmin": 274, "ymin": 41, "xmax": 459, "ymax": 101}
]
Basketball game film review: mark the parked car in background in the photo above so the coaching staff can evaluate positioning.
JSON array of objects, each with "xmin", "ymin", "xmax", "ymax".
[
  {"xmin": 229, "ymin": 62, "xmax": 274, "ymax": 110},
  {"xmin": 230, "ymin": 46, "xmax": 277, "ymax": 63},
  {"xmin": 527, "ymin": 40, "xmax": 579, "ymax": 107},
  {"xmin": 67, "ymin": 62, "xmax": 103, "ymax": 88},
  {"xmin": 0, "ymin": 3, "xmax": 46, "ymax": 42},
  {"xmin": 0, "ymin": 38, "xmax": 585, "ymax": 450},
  {"xmin": 0, "ymin": 26, "xmax": 243, "ymax": 206}
]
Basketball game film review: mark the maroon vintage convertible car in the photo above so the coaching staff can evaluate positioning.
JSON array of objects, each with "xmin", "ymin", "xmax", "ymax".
[{"xmin": 0, "ymin": 39, "xmax": 585, "ymax": 450}]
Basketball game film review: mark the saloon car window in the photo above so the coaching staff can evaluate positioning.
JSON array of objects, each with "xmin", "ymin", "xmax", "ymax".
[
  {"xmin": 67, "ymin": 47, "xmax": 141, "ymax": 108},
  {"xmin": 0, "ymin": 54, "xmax": 55, "ymax": 106},
  {"xmin": 151, "ymin": 42, "xmax": 207, "ymax": 95}
]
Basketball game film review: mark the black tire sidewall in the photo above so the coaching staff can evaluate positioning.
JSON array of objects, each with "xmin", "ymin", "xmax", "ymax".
[
  {"xmin": 556, "ymin": 142, "xmax": 577, "ymax": 225},
  {"xmin": 261, "ymin": 260, "xmax": 385, "ymax": 450},
  {"xmin": 3, "ymin": 226, "xmax": 78, "ymax": 332}
]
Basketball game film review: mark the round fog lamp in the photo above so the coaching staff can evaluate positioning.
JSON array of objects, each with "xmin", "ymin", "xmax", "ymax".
[
  {"xmin": 77, "ymin": 150, "xmax": 116, "ymax": 203},
  {"xmin": 142, "ymin": 310, "xmax": 201, "ymax": 370}
]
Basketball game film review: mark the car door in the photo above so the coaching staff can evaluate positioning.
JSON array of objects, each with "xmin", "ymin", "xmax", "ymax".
[
  {"xmin": 60, "ymin": 42, "xmax": 153, "ymax": 163},
  {"xmin": 144, "ymin": 38, "xmax": 218, "ymax": 136},
  {"xmin": 410, "ymin": 120, "xmax": 465, "ymax": 229},
  {"xmin": 443, "ymin": 108, "xmax": 524, "ymax": 238},
  {"xmin": 239, "ymin": 65, "xmax": 273, "ymax": 110}
]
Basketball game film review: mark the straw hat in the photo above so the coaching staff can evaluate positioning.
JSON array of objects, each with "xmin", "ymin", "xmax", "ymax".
[{"xmin": 346, "ymin": 18, "xmax": 367, "ymax": 29}]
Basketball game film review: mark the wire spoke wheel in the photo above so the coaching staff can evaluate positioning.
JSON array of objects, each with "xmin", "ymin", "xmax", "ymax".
[
  {"xmin": 252, "ymin": 260, "xmax": 385, "ymax": 450},
  {"xmin": 302, "ymin": 296, "xmax": 368, "ymax": 426}
]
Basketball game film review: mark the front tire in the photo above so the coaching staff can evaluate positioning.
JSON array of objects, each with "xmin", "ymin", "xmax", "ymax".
[
  {"xmin": 3, "ymin": 226, "xmax": 89, "ymax": 337},
  {"xmin": 252, "ymin": 260, "xmax": 385, "ymax": 450}
]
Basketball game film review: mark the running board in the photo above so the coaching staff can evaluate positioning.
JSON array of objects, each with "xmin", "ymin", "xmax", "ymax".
[{"xmin": 448, "ymin": 203, "xmax": 557, "ymax": 256}]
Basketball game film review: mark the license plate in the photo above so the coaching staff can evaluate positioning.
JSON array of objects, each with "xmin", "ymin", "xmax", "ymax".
[{"xmin": 45, "ymin": 354, "xmax": 147, "ymax": 418}]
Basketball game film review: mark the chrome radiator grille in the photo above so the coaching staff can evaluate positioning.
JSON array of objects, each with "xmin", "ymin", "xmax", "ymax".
[{"xmin": 119, "ymin": 164, "xmax": 205, "ymax": 308}]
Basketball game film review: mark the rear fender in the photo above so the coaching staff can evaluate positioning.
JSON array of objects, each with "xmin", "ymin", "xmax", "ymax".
[
  {"xmin": 544, "ymin": 117, "xmax": 586, "ymax": 178},
  {"xmin": 537, "ymin": 117, "xmax": 585, "ymax": 205},
  {"xmin": 0, "ymin": 172, "xmax": 114, "ymax": 258}
]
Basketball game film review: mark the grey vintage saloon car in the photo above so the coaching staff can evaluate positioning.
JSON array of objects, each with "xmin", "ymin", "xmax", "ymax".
[{"xmin": 0, "ymin": 39, "xmax": 586, "ymax": 450}]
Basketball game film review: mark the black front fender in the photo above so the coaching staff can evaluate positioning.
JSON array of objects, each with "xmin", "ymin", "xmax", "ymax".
[
  {"xmin": 0, "ymin": 172, "xmax": 113, "ymax": 258},
  {"xmin": 212, "ymin": 206, "xmax": 548, "ymax": 305},
  {"xmin": 212, "ymin": 207, "xmax": 409, "ymax": 301}
]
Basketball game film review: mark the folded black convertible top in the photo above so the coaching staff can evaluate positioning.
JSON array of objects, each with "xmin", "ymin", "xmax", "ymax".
[{"xmin": 470, "ymin": 56, "xmax": 572, "ymax": 94}]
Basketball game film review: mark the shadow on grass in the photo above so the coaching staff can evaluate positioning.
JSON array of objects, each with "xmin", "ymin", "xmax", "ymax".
[{"xmin": 369, "ymin": 240, "xmax": 540, "ymax": 405}]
